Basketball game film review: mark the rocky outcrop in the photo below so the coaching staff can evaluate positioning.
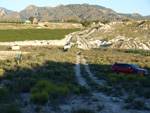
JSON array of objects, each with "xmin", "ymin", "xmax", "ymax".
[{"xmin": 0, "ymin": 8, "xmax": 6, "ymax": 18}]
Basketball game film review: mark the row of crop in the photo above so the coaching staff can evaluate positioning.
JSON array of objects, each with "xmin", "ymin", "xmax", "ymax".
[
  {"xmin": 0, "ymin": 29, "xmax": 79, "ymax": 42},
  {"xmin": 0, "ymin": 21, "xmax": 25, "ymax": 24}
]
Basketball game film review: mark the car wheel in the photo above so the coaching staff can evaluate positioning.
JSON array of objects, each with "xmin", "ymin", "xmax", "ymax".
[{"xmin": 114, "ymin": 70, "xmax": 119, "ymax": 74}]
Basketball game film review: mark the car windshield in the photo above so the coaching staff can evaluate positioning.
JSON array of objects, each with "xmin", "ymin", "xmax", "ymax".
[{"xmin": 130, "ymin": 64, "xmax": 140, "ymax": 69}]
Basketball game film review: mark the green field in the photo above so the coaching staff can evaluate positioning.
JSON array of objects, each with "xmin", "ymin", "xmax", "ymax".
[{"xmin": 0, "ymin": 29, "xmax": 79, "ymax": 42}]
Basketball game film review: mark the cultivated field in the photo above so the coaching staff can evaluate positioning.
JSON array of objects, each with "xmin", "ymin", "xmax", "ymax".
[{"xmin": 0, "ymin": 29, "xmax": 79, "ymax": 42}]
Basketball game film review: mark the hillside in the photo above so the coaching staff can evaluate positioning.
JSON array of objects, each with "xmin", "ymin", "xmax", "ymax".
[
  {"xmin": 0, "ymin": 4, "xmax": 149, "ymax": 21},
  {"xmin": 0, "ymin": 8, "xmax": 6, "ymax": 18},
  {"xmin": 0, "ymin": 46, "xmax": 150, "ymax": 113},
  {"xmin": 0, "ymin": 7, "xmax": 13, "ymax": 14},
  {"xmin": 67, "ymin": 20, "xmax": 150, "ymax": 50}
]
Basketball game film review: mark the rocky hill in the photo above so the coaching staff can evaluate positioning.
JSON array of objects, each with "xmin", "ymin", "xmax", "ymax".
[
  {"xmin": 0, "ymin": 4, "xmax": 149, "ymax": 21},
  {"xmin": 0, "ymin": 8, "xmax": 6, "ymax": 18},
  {"xmin": 0, "ymin": 7, "xmax": 13, "ymax": 14},
  {"xmin": 68, "ymin": 20, "xmax": 150, "ymax": 50}
]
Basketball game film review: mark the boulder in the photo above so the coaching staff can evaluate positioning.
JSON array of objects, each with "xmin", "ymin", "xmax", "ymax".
[{"xmin": 12, "ymin": 46, "xmax": 20, "ymax": 50}]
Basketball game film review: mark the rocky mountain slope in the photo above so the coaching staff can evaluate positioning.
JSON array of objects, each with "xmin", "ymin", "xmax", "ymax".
[
  {"xmin": 0, "ymin": 4, "xmax": 149, "ymax": 21},
  {"xmin": 0, "ymin": 7, "xmax": 13, "ymax": 14},
  {"xmin": 0, "ymin": 8, "xmax": 6, "ymax": 18}
]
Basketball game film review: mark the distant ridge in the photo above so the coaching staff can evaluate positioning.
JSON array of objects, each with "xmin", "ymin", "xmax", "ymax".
[
  {"xmin": 0, "ymin": 7, "xmax": 13, "ymax": 14},
  {"xmin": 0, "ymin": 4, "xmax": 150, "ymax": 21}
]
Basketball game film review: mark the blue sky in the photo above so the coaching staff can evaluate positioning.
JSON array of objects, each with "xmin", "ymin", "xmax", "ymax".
[{"xmin": 0, "ymin": 0, "xmax": 150, "ymax": 16}]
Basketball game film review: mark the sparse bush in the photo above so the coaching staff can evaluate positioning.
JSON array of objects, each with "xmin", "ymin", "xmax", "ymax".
[
  {"xmin": 137, "ymin": 75, "xmax": 146, "ymax": 83},
  {"xmin": 67, "ymin": 19, "xmax": 79, "ymax": 23},
  {"xmin": 39, "ymin": 91, "xmax": 49, "ymax": 105},
  {"xmin": 134, "ymin": 86, "xmax": 144, "ymax": 97},
  {"xmin": 72, "ymin": 108, "xmax": 95, "ymax": 113},
  {"xmin": 133, "ymin": 100, "xmax": 145, "ymax": 109},
  {"xmin": 98, "ymin": 84, "xmax": 112, "ymax": 95},
  {"xmin": 24, "ymin": 100, "xmax": 28, "ymax": 106},
  {"xmin": 109, "ymin": 77, "xmax": 117, "ymax": 83},
  {"xmin": 44, "ymin": 24, "xmax": 48, "ymax": 27},
  {"xmin": 97, "ymin": 105, "xmax": 105, "ymax": 111},
  {"xmin": 30, "ymin": 80, "xmax": 70, "ymax": 104},
  {"xmin": 122, "ymin": 19, "xmax": 130, "ymax": 22},
  {"xmin": 0, "ymin": 87, "xmax": 9, "ymax": 101},
  {"xmin": 126, "ymin": 75, "xmax": 136, "ymax": 82},
  {"xmin": 104, "ymin": 38, "xmax": 109, "ymax": 42},
  {"xmin": 101, "ymin": 20, "xmax": 110, "ymax": 24},
  {"xmin": 118, "ymin": 73, "xmax": 126, "ymax": 80},
  {"xmin": 144, "ymin": 90, "xmax": 150, "ymax": 99},
  {"xmin": 30, "ymin": 93, "xmax": 40, "ymax": 104},
  {"xmin": 81, "ymin": 20, "xmax": 92, "ymax": 27},
  {"xmin": 140, "ymin": 79, "xmax": 150, "ymax": 87},
  {"xmin": 34, "ymin": 105, "xmax": 41, "ymax": 112},
  {"xmin": 73, "ymin": 87, "xmax": 80, "ymax": 94},
  {"xmin": 124, "ymin": 94, "xmax": 135, "ymax": 103},
  {"xmin": 1, "ymin": 104, "xmax": 21, "ymax": 113},
  {"xmin": 79, "ymin": 86, "xmax": 89, "ymax": 94}
]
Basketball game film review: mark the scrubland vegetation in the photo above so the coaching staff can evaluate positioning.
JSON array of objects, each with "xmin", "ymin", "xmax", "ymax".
[
  {"xmin": 0, "ymin": 46, "xmax": 82, "ymax": 112},
  {"xmin": 0, "ymin": 45, "xmax": 150, "ymax": 112},
  {"xmin": 82, "ymin": 48, "xmax": 150, "ymax": 110},
  {"xmin": 0, "ymin": 20, "xmax": 150, "ymax": 112}
]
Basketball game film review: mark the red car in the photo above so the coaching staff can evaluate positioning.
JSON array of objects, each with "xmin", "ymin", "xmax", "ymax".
[{"xmin": 111, "ymin": 62, "xmax": 148, "ymax": 75}]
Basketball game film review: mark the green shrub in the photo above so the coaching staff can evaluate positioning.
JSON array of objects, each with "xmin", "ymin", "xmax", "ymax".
[
  {"xmin": 34, "ymin": 105, "xmax": 41, "ymax": 112},
  {"xmin": 144, "ymin": 90, "xmax": 150, "ymax": 99},
  {"xmin": 98, "ymin": 85, "xmax": 112, "ymax": 95},
  {"xmin": 101, "ymin": 20, "xmax": 110, "ymax": 24},
  {"xmin": 137, "ymin": 75, "xmax": 146, "ymax": 83},
  {"xmin": 81, "ymin": 20, "xmax": 92, "ymax": 27},
  {"xmin": 24, "ymin": 100, "xmax": 28, "ymax": 106},
  {"xmin": 44, "ymin": 24, "xmax": 48, "ymax": 27},
  {"xmin": 134, "ymin": 86, "xmax": 144, "ymax": 97},
  {"xmin": 133, "ymin": 100, "xmax": 145, "ymax": 109},
  {"xmin": 141, "ymin": 79, "xmax": 150, "ymax": 87},
  {"xmin": 104, "ymin": 38, "xmax": 109, "ymax": 42},
  {"xmin": 72, "ymin": 108, "xmax": 95, "ymax": 113},
  {"xmin": 118, "ymin": 73, "xmax": 126, "ymax": 80},
  {"xmin": 0, "ymin": 69, "xmax": 5, "ymax": 77},
  {"xmin": 79, "ymin": 86, "xmax": 89, "ymax": 94},
  {"xmin": 122, "ymin": 19, "xmax": 130, "ymax": 22},
  {"xmin": 1, "ymin": 104, "xmax": 21, "ymax": 113},
  {"xmin": 109, "ymin": 77, "xmax": 117, "ymax": 83},
  {"xmin": 39, "ymin": 92, "xmax": 49, "ymax": 105},
  {"xmin": 73, "ymin": 87, "xmax": 80, "ymax": 94},
  {"xmin": 30, "ymin": 93, "xmax": 40, "ymax": 104},
  {"xmin": 0, "ymin": 87, "xmax": 9, "ymax": 100},
  {"xmin": 97, "ymin": 105, "xmax": 105, "ymax": 111},
  {"xmin": 126, "ymin": 75, "xmax": 136, "ymax": 82},
  {"xmin": 124, "ymin": 94, "xmax": 135, "ymax": 103},
  {"xmin": 30, "ymin": 80, "xmax": 70, "ymax": 104}
]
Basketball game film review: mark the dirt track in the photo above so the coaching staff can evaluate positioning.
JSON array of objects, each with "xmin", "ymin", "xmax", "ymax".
[{"xmin": 71, "ymin": 51, "xmax": 150, "ymax": 113}]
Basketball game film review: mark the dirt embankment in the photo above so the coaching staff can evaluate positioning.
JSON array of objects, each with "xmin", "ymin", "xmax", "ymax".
[{"xmin": 0, "ymin": 22, "xmax": 83, "ymax": 30}]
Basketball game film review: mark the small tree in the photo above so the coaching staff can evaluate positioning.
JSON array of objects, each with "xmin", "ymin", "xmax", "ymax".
[
  {"xmin": 122, "ymin": 19, "xmax": 130, "ymax": 22},
  {"xmin": 29, "ymin": 16, "xmax": 34, "ymax": 24},
  {"xmin": 81, "ymin": 20, "xmax": 92, "ymax": 27},
  {"xmin": 94, "ymin": 20, "xmax": 100, "ymax": 24}
]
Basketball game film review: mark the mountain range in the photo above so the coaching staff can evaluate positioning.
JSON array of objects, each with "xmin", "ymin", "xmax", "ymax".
[{"xmin": 0, "ymin": 4, "xmax": 150, "ymax": 22}]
